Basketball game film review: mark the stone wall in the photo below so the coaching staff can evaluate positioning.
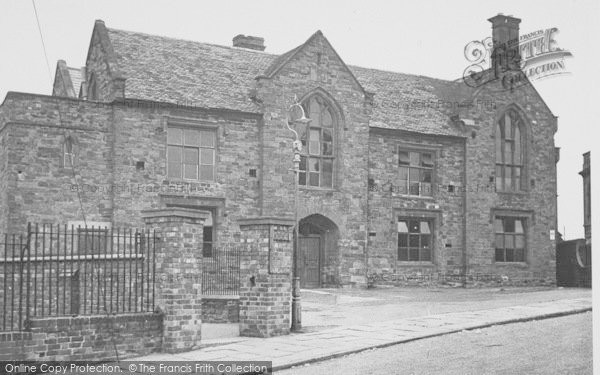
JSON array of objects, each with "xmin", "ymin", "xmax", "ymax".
[
  {"xmin": 255, "ymin": 32, "xmax": 371, "ymax": 287},
  {"xmin": 367, "ymin": 129, "xmax": 466, "ymax": 283},
  {"xmin": 0, "ymin": 93, "xmax": 262, "ymax": 246},
  {"xmin": 201, "ymin": 297, "xmax": 239, "ymax": 323},
  {"xmin": 462, "ymin": 78, "xmax": 558, "ymax": 285},
  {"xmin": 0, "ymin": 313, "xmax": 162, "ymax": 361}
]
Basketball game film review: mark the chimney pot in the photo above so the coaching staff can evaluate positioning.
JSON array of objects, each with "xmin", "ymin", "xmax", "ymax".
[{"xmin": 232, "ymin": 34, "xmax": 265, "ymax": 51}]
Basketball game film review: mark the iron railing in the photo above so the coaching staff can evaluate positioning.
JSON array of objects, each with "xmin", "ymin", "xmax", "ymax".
[
  {"xmin": 201, "ymin": 244, "xmax": 241, "ymax": 296},
  {"xmin": 0, "ymin": 223, "xmax": 157, "ymax": 332}
]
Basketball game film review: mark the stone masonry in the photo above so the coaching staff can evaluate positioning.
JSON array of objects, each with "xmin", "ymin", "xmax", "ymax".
[{"xmin": 0, "ymin": 13, "xmax": 559, "ymax": 290}]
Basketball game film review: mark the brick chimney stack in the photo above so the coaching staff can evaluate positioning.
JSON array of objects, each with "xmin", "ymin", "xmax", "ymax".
[
  {"xmin": 488, "ymin": 14, "xmax": 521, "ymax": 70},
  {"xmin": 232, "ymin": 35, "xmax": 265, "ymax": 51}
]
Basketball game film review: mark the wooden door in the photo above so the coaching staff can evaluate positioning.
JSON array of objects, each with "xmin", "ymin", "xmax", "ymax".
[{"xmin": 299, "ymin": 236, "xmax": 320, "ymax": 288}]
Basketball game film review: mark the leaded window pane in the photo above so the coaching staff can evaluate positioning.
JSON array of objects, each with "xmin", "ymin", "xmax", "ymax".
[
  {"xmin": 200, "ymin": 149, "xmax": 214, "ymax": 165},
  {"xmin": 514, "ymin": 127, "xmax": 521, "ymax": 164},
  {"xmin": 409, "ymin": 152, "xmax": 420, "ymax": 166},
  {"xmin": 184, "ymin": 164, "xmax": 198, "ymax": 179},
  {"xmin": 309, "ymin": 172, "xmax": 319, "ymax": 187},
  {"xmin": 398, "ymin": 151, "xmax": 410, "ymax": 165},
  {"xmin": 505, "ymin": 248, "xmax": 514, "ymax": 262},
  {"xmin": 299, "ymin": 156, "xmax": 307, "ymax": 171},
  {"xmin": 184, "ymin": 147, "xmax": 198, "ymax": 164},
  {"xmin": 421, "ymin": 170, "xmax": 432, "ymax": 183},
  {"xmin": 399, "ymin": 167, "xmax": 409, "ymax": 181},
  {"xmin": 504, "ymin": 218, "xmax": 515, "ymax": 233},
  {"xmin": 494, "ymin": 218, "xmax": 503, "ymax": 233},
  {"xmin": 168, "ymin": 146, "xmax": 182, "ymax": 163},
  {"xmin": 397, "ymin": 221, "xmax": 409, "ymax": 233},
  {"xmin": 409, "ymin": 182, "xmax": 420, "ymax": 196},
  {"xmin": 322, "ymin": 109, "xmax": 333, "ymax": 127},
  {"xmin": 184, "ymin": 129, "xmax": 200, "ymax": 146},
  {"xmin": 421, "ymin": 153, "xmax": 433, "ymax": 167},
  {"xmin": 421, "ymin": 234, "xmax": 430, "ymax": 248},
  {"xmin": 495, "ymin": 248, "xmax": 504, "ymax": 262},
  {"xmin": 496, "ymin": 165, "xmax": 503, "ymax": 191},
  {"xmin": 322, "ymin": 159, "xmax": 333, "ymax": 188},
  {"xmin": 167, "ymin": 128, "xmax": 182, "ymax": 144},
  {"xmin": 309, "ymin": 158, "xmax": 320, "ymax": 172},
  {"xmin": 409, "ymin": 221, "xmax": 420, "ymax": 233},
  {"xmin": 495, "ymin": 234, "xmax": 504, "ymax": 248},
  {"xmin": 496, "ymin": 124, "xmax": 503, "ymax": 160},
  {"xmin": 495, "ymin": 216, "xmax": 527, "ymax": 263},
  {"xmin": 200, "ymin": 130, "xmax": 215, "ymax": 147},
  {"xmin": 409, "ymin": 169, "xmax": 420, "ymax": 186},
  {"xmin": 300, "ymin": 96, "xmax": 336, "ymax": 188},
  {"xmin": 515, "ymin": 234, "xmax": 525, "ymax": 248},
  {"xmin": 199, "ymin": 165, "xmax": 213, "ymax": 180},
  {"xmin": 504, "ymin": 141, "xmax": 513, "ymax": 164},
  {"xmin": 398, "ymin": 247, "xmax": 408, "ymax": 261},
  {"xmin": 515, "ymin": 219, "xmax": 524, "ymax": 233},
  {"xmin": 504, "ymin": 166, "xmax": 512, "ymax": 190},
  {"xmin": 168, "ymin": 162, "xmax": 181, "ymax": 178},
  {"xmin": 497, "ymin": 110, "xmax": 525, "ymax": 191},
  {"xmin": 398, "ymin": 233, "xmax": 408, "ymax": 247},
  {"xmin": 409, "ymin": 248, "xmax": 420, "ymax": 261},
  {"xmin": 514, "ymin": 249, "xmax": 525, "ymax": 262}
]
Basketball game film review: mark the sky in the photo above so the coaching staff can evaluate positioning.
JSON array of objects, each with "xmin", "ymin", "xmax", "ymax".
[{"xmin": 0, "ymin": 0, "xmax": 597, "ymax": 240}]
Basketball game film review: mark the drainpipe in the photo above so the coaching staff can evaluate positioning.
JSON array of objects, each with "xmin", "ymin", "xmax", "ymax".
[{"xmin": 462, "ymin": 137, "xmax": 468, "ymax": 287}]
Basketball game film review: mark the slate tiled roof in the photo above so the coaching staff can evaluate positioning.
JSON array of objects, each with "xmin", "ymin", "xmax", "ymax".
[
  {"xmin": 67, "ymin": 67, "xmax": 84, "ymax": 97},
  {"xmin": 107, "ymin": 28, "xmax": 272, "ymax": 113},
  {"xmin": 106, "ymin": 27, "xmax": 475, "ymax": 136}
]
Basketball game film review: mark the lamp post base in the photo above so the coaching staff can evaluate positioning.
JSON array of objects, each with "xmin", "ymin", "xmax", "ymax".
[{"xmin": 291, "ymin": 276, "xmax": 302, "ymax": 332}]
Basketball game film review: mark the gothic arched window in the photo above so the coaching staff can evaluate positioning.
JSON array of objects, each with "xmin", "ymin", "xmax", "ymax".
[
  {"xmin": 495, "ymin": 109, "xmax": 525, "ymax": 191},
  {"xmin": 299, "ymin": 96, "xmax": 336, "ymax": 188},
  {"xmin": 63, "ymin": 135, "xmax": 75, "ymax": 168}
]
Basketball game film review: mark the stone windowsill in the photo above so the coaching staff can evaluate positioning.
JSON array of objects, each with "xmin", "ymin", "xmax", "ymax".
[
  {"xmin": 494, "ymin": 261, "xmax": 529, "ymax": 268},
  {"xmin": 396, "ymin": 261, "xmax": 435, "ymax": 267}
]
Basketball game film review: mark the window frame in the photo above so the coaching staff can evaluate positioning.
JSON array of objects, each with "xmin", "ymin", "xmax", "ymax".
[
  {"xmin": 62, "ymin": 136, "xmax": 75, "ymax": 169},
  {"xmin": 201, "ymin": 207, "xmax": 216, "ymax": 258},
  {"xmin": 494, "ymin": 215, "xmax": 528, "ymax": 264},
  {"xmin": 396, "ymin": 145, "xmax": 438, "ymax": 198},
  {"xmin": 397, "ymin": 217, "xmax": 434, "ymax": 263},
  {"xmin": 298, "ymin": 95, "xmax": 337, "ymax": 190},
  {"xmin": 495, "ymin": 109, "xmax": 527, "ymax": 192},
  {"xmin": 166, "ymin": 123, "xmax": 217, "ymax": 182}
]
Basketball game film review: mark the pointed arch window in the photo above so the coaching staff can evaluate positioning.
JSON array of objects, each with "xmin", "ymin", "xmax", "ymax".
[
  {"xmin": 63, "ymin": 135, "xmax": 75, "ymax": 168},
  {"xmin": 495, "ymin": 109, "xmax": 525, "ymax": 191},
  {"xmin": 298, "ymin": 96, "xmax": 335, "ymax": 188}
]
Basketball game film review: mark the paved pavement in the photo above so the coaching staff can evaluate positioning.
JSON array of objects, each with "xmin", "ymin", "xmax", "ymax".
[{"xmin": 130, "ymin": 295, "xmax": 592, "ymax": 371}]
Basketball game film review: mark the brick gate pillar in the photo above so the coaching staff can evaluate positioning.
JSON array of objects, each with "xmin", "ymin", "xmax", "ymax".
[
  {"xmin": 142, "ymin": 208, "xmax": 209, "ymax": 353},
  {"xmin": 238, "ymin": 217, "xmax": 295, "ymax": 337}
]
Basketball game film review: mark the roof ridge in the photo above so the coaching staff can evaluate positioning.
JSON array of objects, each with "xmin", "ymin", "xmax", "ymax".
[
  {"xmin": 106, "ymin": 27, "xmax": 277, "ymax": 56},
  {"xmin": 349, "ymin": 64, "xmax": 464, "ymax": 86},
  {"xmin": 107, "ymin": 26, "xmax": 467, "ymax": 85}
]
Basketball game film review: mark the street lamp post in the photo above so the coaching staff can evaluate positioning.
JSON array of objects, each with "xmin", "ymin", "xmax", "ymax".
[{"xmin": 285, "ymin": 96, "xmax": 310, "ymax": 332}]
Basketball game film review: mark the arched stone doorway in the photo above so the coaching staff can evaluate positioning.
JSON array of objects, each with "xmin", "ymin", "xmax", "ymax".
[{"xmin": 298, "ymin": 214, "xmax": 339, "ymax": 288}]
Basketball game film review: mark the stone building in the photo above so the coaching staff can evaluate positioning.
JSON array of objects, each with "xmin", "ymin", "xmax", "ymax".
[{"xmin": 0, "ymin": 14, "xmax": 559, "ymax": 288}]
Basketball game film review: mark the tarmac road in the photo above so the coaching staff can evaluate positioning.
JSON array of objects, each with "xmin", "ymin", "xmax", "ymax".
[{"xmin": 279, "ymin": 311, "xmax": 593, "ymax": 375}]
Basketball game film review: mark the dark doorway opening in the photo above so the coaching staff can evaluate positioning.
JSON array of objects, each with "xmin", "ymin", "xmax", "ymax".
[{"xmin": 298, "ymin": 214, "xmax": 339, "ymax": 288}]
